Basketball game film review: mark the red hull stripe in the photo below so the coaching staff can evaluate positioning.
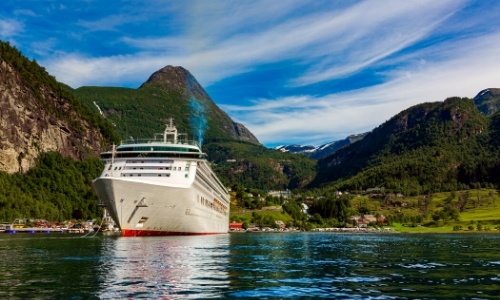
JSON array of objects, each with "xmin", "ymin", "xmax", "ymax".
[{"xmin": 121, "ymin": 229, "xmax": 224, "ymax": 236}]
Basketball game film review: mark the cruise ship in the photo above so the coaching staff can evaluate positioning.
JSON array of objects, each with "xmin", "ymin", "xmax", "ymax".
[{"xmin": 92, "ymin": 120, "xmax": 230, "ymax": 236}]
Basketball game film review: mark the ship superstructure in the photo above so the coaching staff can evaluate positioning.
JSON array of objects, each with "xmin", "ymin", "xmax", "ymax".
[{"xmin": 92, "ymin": 120, "xmax": 230, "ymax": 236}]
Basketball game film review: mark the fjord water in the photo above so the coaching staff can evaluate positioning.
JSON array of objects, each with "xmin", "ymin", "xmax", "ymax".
[{"xmin": 1, "ymin": 233, "xmax": 500, "ymax": 299}]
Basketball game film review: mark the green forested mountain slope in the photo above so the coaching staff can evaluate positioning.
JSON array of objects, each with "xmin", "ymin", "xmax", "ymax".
[
  {"xmin": 70, "ymin": 66, "xmax": 317, "ymax": 190},
  {"xmin": 204, "ymin": 141, "xmax": 316, "ymax": 190},
  {"xmin": 71, "ymin": 86, "xmax": 191, "ymax": 141},
  {"xmin": 311, "ymin": 97, "xmax": 500, "ymax": 195},
  {"xmin": 71, "ymin": 66, "xmax": 258, "ymax": 144}
]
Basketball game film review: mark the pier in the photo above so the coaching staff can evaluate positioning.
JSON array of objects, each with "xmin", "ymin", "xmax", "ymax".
[{"xmin": 1, "ymin": 228, "xmax": 91, "ymax": 234}]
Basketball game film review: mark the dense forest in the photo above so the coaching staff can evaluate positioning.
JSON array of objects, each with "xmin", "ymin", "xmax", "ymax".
[
  {"xmin": 204, "ymin": 140, "xmax": 316, "ymax": 190},
  {"xmin": 311, "ymin": 97, "xmax": 500, "ymax": 195},
  {"xmin": 0, "ymin": 152, "xmax": 103, "ymax": 222}
]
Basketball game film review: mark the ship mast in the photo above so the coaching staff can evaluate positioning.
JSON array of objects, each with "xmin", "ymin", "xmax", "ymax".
[{"xmin": 164, "ymin": 118, "xmax": 178, "ymax": 144}]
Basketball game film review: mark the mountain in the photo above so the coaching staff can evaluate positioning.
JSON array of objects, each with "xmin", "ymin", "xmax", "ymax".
[
  {"xmin": 311, "ymin": 96, "xmax": 500, "ymax": 195},
  {"xmin": 72, "ymin": 66, "xmax": 258, "ymax": 145},
  {"xmin": 474, "ymin": 88, "xmax": 500, "ymax": 116},
  {"xmin": 0, "ymin": 41, "xmax": 118, "ymax": 174},
  {"xmin": 0, "ymin": 40, "xmax": 121, "ymax": 222},
  {"xmin": 275, "ymin": 132, "xmax": 368, "ymax": 159},
  {"xmin": 70, "ymin": 66, "xmax": 316, "ymax": 190}
]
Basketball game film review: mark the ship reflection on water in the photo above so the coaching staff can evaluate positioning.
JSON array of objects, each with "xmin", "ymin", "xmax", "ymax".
[{"xmin": 99, "ymin": 234, "xmax": 230, "ymax": 298}]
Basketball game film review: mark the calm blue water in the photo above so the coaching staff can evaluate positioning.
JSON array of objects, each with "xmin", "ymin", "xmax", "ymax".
[{"xmin": 1, "ymin": 232, "xmax": 500, "ymax": 299}]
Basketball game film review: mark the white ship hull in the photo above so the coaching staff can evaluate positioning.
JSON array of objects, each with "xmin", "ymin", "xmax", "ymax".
[
  {"xmin": 92, "ymin": 121, "xmax": 230, "ymax": 236},
  {"xmin": 93, "ymin": 178, "xmax": 229, "ymax": 236}
]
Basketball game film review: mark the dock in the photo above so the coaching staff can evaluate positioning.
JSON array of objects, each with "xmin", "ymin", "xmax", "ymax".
[{"xmin": 1, "ymin": 228, "xmax": 92, "ymax": 234}]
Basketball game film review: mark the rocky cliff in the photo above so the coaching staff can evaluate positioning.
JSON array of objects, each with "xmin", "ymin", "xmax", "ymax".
[{"xmin": 0, "ymin": 43, "xmax": 112, "ymax": 173}]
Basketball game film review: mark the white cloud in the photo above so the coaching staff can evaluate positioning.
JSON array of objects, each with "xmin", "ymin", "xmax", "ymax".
[
  {"xmin": 47, "ymin": 0, "xmax": 466, "ymax": 88},
  {"xmin": 288, "ymin": 0, "xmax": 464, "ymax": 86},
  {"xmin": 31, "ymin": 38, "xmax": 57, "ymax": 56},
  {"xmin": 224, "ymin": 31, "xmax": 500, "ymax": 146},
  {"xmin": 44, "ymin": 53, "xmax": 177, "ymax": 87},
  {"xmin": 0, "ymin": 19, "xmax": 23, "ymax": 38},
  {"xmin": 77, "ymin": 14, "xmax": 139, "ymax": 32},
  {"xmin": 120, "ymin": 36, "xmax": 186, "ymax": 51},
  {"xmin": 34, "ymin": 0, "xmax": 500, "ymax": 147},
  {"xmin": 13, "ymin": 9, "xmax": 37, "ymax": 17}
]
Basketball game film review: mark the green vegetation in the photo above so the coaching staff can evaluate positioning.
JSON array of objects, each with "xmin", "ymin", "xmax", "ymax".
[
  {"xmin": 231, "ymin": 211, "xmax": 294, "ymax": 228},
  {"xmin": 71, "ymin": 86, "xmax": 194, "ymax": 142},
  {"xmin": 205, "ymin": 141, "xmax": 316, "ymax": 190},
  {"xmin": 229, "ymin": 184, "xmax": 284, "ymax": 209},
  {"xmin": 230, "ymin": 188, "xmax": 500, "ymax": 232},
  {"xmin": 71, "ymin": 84, "xmax": 317, "ymax": 191},
  {"xmin": 0, "ymin": 152, "xmax": 104, "ymax": 222},
  {"xmin": 312, "ymin": 98, "xmax": 500, "ymax": 196},
  {"xmin": 70, "ymin": 81, "xmax": 245, "ymax": 146}
]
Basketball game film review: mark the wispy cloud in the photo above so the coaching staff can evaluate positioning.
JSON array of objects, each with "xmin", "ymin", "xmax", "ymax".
[
  {"xmin": 120, "ymin": 36, "xmax": 186, "ymax": 50},
  {"xmin": 224, "ymin": 30, "xmax": 500, "ymax": 146},
  {"xmin": 13, "ymin": 9, "xmax": 36, "ymax": 17},
  {"xmin": 46, "ymin": 0, "xmax": 466, "ymax": 88},
  {"xmin": 44, "ymin": 53, "xmax": 175, "ymax": 87},
  {"xmin": 10, "ymin": 0, "xmax": 500, "ymax": 147},
  {"xmin": 0, "ymin": 18, "xmax": 23, "ymax": 39},
  {"xmin": 31, "ymin": 38, "xmax": 57, "ymax": 56},
  {"xmin": 77, "ymin": 14, "xmax": 138, "ymax": 32}
]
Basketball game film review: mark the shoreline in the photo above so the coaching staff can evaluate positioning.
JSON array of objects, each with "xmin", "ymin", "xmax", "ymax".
[{"xmin": 229, "ymin": 229, "xmax": 500, "ymax": 234}]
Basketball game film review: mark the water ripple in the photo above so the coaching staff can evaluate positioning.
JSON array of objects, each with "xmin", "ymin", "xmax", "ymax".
[{"xmin": 1, "ymin": 233, "xmax": 500, "ymax": 298}]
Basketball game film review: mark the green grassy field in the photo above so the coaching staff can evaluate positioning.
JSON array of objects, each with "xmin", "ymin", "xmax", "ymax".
[
  {"xmin": 229, "ymin": 189, "xmax": 500, "ymax": 232},
  {"xmin": 354, "ymin": 189, "xmax": 500, "ymax": 222}
]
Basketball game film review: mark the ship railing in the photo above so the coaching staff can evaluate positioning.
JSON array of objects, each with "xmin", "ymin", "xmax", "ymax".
[{"xmin": 120, "ymin": 139, "xmax": 201, "ymax": 148}]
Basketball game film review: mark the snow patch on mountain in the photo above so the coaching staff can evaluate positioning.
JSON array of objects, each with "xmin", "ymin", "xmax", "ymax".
[{"xmin": 273, "ymin": 132, "xmax": 368, "ymax": 159}]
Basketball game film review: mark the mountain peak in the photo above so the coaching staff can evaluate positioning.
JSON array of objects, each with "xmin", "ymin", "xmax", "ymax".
[
  {"xmin": 474, "ymin": 88, "xmax": 500, "ymax": 116},
  {"xmin": 119, "ymin": 65, "xmax": 260, "ymax": 144},
  {"xmin": 140, "ymin": 65, "xmax": 193, "ymax": 92}
]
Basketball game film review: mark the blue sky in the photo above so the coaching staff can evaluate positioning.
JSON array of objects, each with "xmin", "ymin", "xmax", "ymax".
[{"xmin": 2, "ymin": 0, "xmax": 500, "ymax": 147}]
